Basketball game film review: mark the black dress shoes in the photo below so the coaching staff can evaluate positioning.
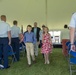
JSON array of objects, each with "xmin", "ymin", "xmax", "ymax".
[{"xmin": 5, "ymin": 66, "xmax": 10, "ymax": 69}]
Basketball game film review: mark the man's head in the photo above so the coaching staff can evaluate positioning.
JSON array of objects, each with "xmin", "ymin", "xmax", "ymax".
[
  {"xmin": 1, "ymin": 15, "xmax": 6, "ymax": 22},
  {"xmin": 13, "ymin": 20, "xmax": 17, "ymax": 25},
  {"xmin": 64, "ymin": 24, "xmax": 68, "ymax": 29},
  {"xmin": 34, "ymin": 22, "xmax": 37, "ymax": 27}
]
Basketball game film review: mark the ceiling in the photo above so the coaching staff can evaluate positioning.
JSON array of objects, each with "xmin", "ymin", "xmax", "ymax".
[{"xmin": 0, "ymin": 0, "xmax": 76, "ymax": 30}]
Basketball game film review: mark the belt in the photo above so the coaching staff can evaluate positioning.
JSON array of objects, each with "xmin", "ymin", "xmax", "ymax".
[
  {"xmin": 12, "ymin": 37, "xmax": 19, "ymax": 39},
  {"xmin": 0, "ymin": 37, "xmax": 8, "ymax": 39},
  {"xmin": 26, "ymin": 41, "xmax": 32, "ymax": 43}
]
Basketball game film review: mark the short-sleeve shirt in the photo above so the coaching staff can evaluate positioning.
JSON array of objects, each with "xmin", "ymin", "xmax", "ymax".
[
  {"xmin": 0, "ymin": 21, "xmax": 11, "ymax": 37},
  {"xmin": 11, "ymin": 25, "xmax": 21, "ymax": 38},
  {"xmin": 69, "ymin": 13, "xmax": 76, "ymax": 28},
  {"xmin": 61, "ymin": 29, "xmax": 69, "ymax": 39}
]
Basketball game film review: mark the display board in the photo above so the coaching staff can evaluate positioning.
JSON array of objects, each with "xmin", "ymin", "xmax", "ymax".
[{"xmin": 49, "ymin": 31, "xmax": 61, "ymax": 44}]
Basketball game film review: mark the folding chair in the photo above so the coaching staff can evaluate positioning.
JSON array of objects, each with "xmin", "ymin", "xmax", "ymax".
[
  {"xmin": 19, "ymin": 42, "xmax": 26, "ymax": 57},
  {"xmin": 69, "ymin": 50, "xmax": 76, "ymax": 75},
  {"xmin": 8, "ymin": 45, "xmax": 17, "ymax": 63},
  {"xmin": 66, "ymin": 41, "xmax": 76, "ymax": 75}
]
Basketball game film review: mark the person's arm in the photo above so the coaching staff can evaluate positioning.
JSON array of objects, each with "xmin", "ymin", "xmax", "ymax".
[
  {"xmin": 39, "ymin": 30, "xmax": 42, "ymax": 45},
  {"xmin": 7, "ymin": 25, "xmax": 11, "ymax": 45},
  {"xmin": 70, "ymin": 27, "xmax": 75, "ymax": 51},
  {"xmin": 33, "ymin": 33, "xmax": 37, "ymax": 44},
  {"xmin": 49, "ymin": 33, "xmax": 53, "ymax": 45},
  {"xmin": 39, "ymin": 30, "xmax": 41, "ymax": 41},
  {"xmin": 69, "ymin": 13, "xmax": 76, "ymax": 51},
  {"xmin": 42, "ymin": 34, "xmax": 44, "ymax": 44},
  {"xmin": 19, "ymin": 33, "xmax": 24, "ymax": 43},
  {"xmin": 18, "ymin": 27, "xmax": 24, "ymax": 43},
  {"xmin": 49, "ymin": 33, "xmax": 53, "ymax": 49},
  {"xmin": 8, "ymin": 31, "xmax": 11, "ymax": 45},
  {"xmin": 70, "ymin": 27, "xmax": 75, "ymax": 44}
]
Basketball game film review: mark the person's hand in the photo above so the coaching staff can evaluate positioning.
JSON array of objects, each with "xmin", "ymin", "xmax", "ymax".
[
  {"xmin": 71, "ymin": 44, "xmax": 76, "ymax": 52},
  {"xmin": 19, "ymin": 40, "xmax": 22, "ymax": 43},
  {"xmin": 52, "ymin": 45, "xmax": 53, "ymax": 49},
  {"xmin": 51, "ymin": 44, "xmax": 53, "ymax": 49},
  {"xmin": 8, "ymin": 41, "xmax": 11, "ymax": 45}
]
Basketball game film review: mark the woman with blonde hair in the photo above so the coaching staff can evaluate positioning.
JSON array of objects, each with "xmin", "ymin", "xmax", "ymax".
[{"xmin": 41, "ymin": 27, "xmax": 53, "ymax": 64}]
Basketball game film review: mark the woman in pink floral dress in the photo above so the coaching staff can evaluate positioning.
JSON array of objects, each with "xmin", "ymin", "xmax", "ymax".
[{"xmin": 41, "ymin": 27, "xmax": 53, "ymax": 64}]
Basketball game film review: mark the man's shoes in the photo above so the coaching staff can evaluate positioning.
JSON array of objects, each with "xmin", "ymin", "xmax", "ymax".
[
  {"xmin": 28, "ymin": 64, "xmax": 31, "ymax": 67},
  {"xmin": 47, "ymin": 61, "xmax": 50, "ymax": 64},
  {"xmin": 33, "ymin": 60, "xmax": 36, "ymax": 64},
  {"xmin": 5, "ymin": 66, "xmax": 10, "ymax": 69}
]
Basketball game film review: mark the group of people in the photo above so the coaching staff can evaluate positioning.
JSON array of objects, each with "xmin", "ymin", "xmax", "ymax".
[
  {"xmin": 0, "ymin": 12, "xmax": 76, "ymax": 69},
  {"xmin": 0, "ymin": 15, "xmax": 53, "ymax": 68},
  {"xmin": 0, "ymin": 15, "xmax": 23, "ymax": 69},
  {"xmin": 24, "ymin": 24, "xmax": 53, "ymax": 66}
]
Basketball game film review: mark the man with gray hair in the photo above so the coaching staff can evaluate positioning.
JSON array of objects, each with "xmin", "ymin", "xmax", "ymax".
[{"xmin": 32, "ymin": 22, "xmax": 41, "ymax": 56}]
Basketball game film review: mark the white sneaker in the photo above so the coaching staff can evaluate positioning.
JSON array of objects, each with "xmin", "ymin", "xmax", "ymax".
[{"xmin": 47, "ymin": 60, "xmax": 50, "ymax": 64}]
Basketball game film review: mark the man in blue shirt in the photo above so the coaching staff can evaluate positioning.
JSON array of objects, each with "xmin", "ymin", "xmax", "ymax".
[{"xmin": 24, "ymin": 25, "xmax": 36, "ymax": 66}]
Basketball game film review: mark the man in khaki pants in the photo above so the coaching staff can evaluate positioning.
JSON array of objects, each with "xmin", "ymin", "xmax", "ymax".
[{"xmin": 24, "ymin": 25, "xmax": 36, "ymax": 66}]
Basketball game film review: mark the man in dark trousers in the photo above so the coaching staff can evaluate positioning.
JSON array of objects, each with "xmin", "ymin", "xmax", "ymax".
[
  {"xmin": 11, "ymin": 20, "xmax": 22, "ymax": 61},
  {"xmin": 0, "ymin": 15, "xmax": 11, "ymax": 69},
  {"xmin": 32, "ymin": 22, "xmax": 41, "ymax": 56}
]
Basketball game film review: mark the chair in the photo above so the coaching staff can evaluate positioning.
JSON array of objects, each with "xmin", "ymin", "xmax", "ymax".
[
  {"xmin": 66, "ymin": 41, "xmax": 76, "ymax": 53},
  {"xmin": 69, "ymin": 50, "xmax": 76, "ymax": 75},
  {"xmin": 8, "ymin": 45, "xmax": 17, "ymax": 63},
  {"xmin": 66, "ymin": 41, "xmax": 76, "ymax": 75},
  {"xmin": 19, "ymin": 42, "xmax": 26, "ymax": 57}
]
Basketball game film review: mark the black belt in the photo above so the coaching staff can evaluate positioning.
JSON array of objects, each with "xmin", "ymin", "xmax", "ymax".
[
  {"xmin": 26, "ymin": 41, "xmax": 32, "ymax": 43},
  {"xmin": 0, "ymin": 37, "xmax": 8, "ymax": 39},
  {"xmin": 12, "ymin": 37, "xmax": 19, "ymax": 39}
]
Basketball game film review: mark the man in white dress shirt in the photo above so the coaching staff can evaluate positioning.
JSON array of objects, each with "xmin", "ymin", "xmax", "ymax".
[
  {"xmin": 11, "ymin": 20, "xmax": 22, "ymax": 61},
  {"xmin": 69, "ymin": 13, "xmax": 76, "ymax": 51},
  {"xmin": 0, "ymin": 15, "xmax": 11, "ymax": 69}
]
